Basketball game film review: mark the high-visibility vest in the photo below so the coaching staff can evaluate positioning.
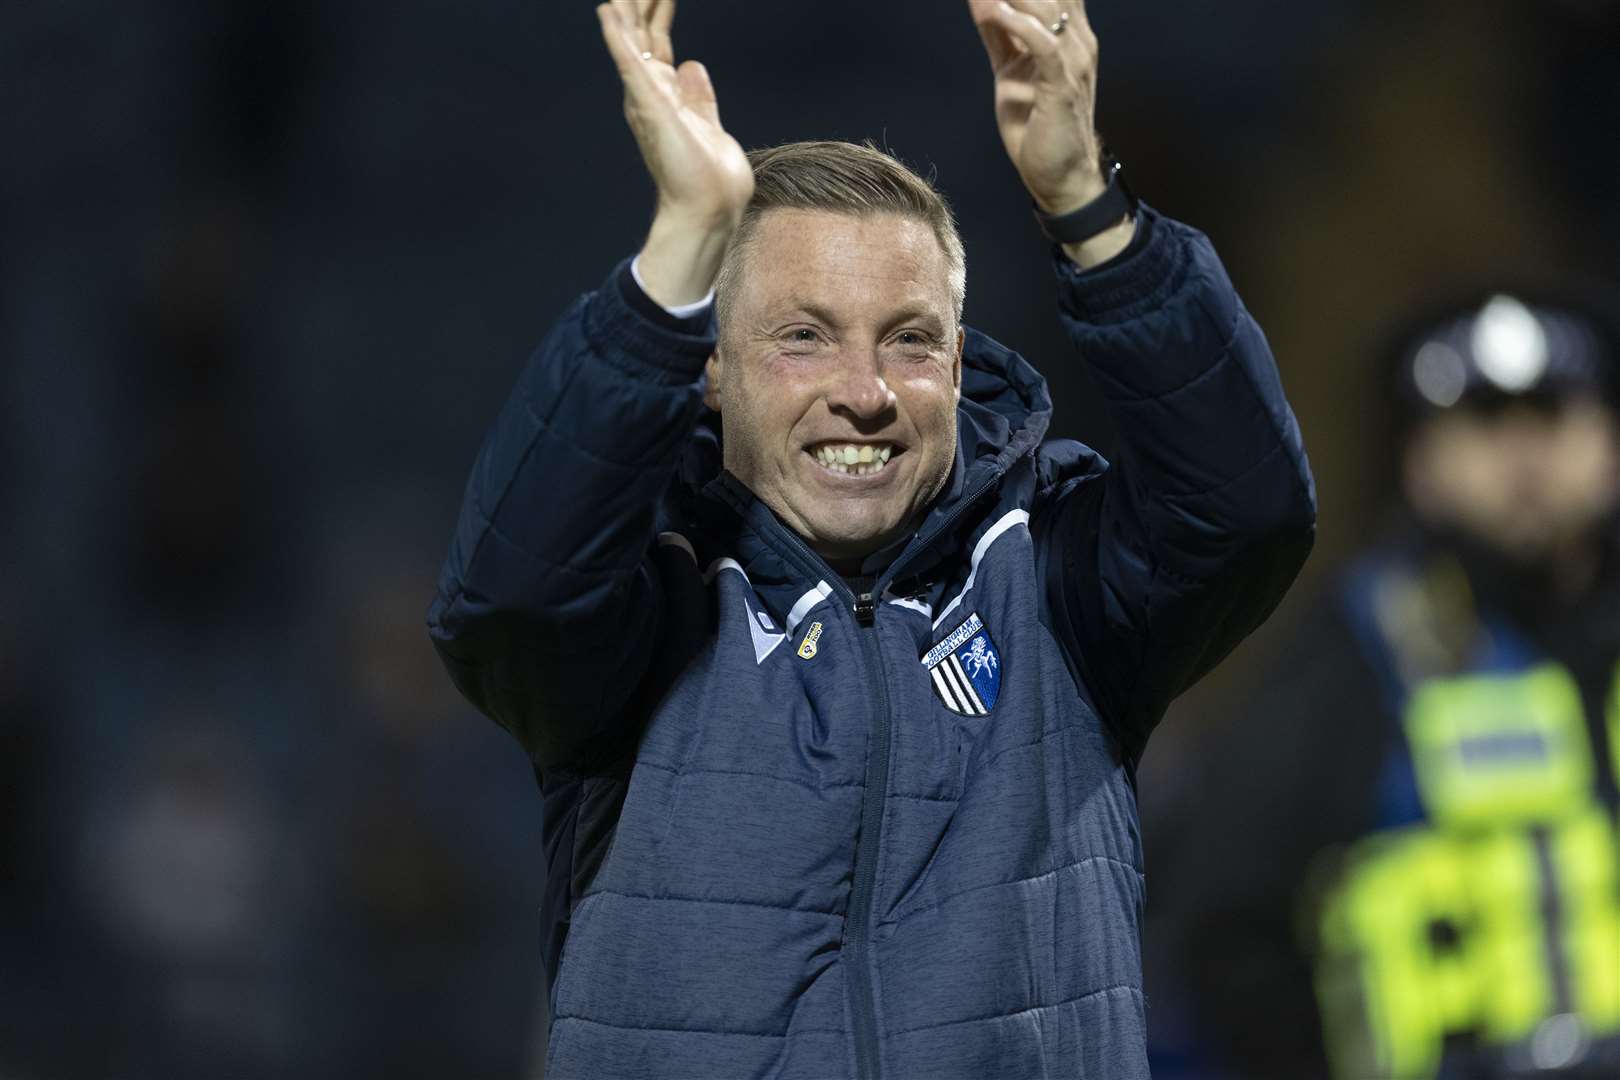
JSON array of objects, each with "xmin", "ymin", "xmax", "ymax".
[
  {"xmin": 1312, "ymin": 555, "xmax": 1620, "ymax": 1079},
  {"xmin": 1315, "ymin": 805, "xmax": 1620, "ymax": 1078}
]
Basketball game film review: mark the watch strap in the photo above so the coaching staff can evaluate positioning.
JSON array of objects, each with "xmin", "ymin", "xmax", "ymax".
[{"xmin": 1032, "ymin": 159, "xmax": 1136, "ymax": 245}]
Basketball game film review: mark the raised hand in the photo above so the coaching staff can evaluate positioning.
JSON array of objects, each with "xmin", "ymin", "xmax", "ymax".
[
  {"xmin": 597, "ymin": 1, "xmax": 754, "ymax": 305},
  {"xmin": 967, "ymin": 1, "xmax": 1132, "ymax": 266}
]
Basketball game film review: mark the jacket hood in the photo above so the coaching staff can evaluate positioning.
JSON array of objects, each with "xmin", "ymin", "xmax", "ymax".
[{"xmin": 953, "ymin": 326, "xmax": 1054, "ymax": 497}]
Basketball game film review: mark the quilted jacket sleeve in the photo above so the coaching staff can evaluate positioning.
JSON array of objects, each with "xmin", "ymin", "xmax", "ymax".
[
  {"xmin": 1040, "ymin": 207, "xmax": 1317, "ymax": 763},
  {"xmin": 427, "ymin": 261, "xmax": 715, "ymax": 770}
]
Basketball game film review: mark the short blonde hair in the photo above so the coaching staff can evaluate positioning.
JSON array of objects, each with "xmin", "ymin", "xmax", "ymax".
[{"xmin": 713, "ymin": 140, "xmax": 967, "ymax": 336}]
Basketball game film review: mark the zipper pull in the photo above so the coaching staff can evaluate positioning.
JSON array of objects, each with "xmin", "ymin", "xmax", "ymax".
[{"xmin": 853, "ymin": 592, "xmax": 876, "ymax": 627}]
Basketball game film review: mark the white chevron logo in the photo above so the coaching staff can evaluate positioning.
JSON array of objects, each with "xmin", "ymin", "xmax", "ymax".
[{"xmin": 743, "ymin": 600, "xmax": 785, "ymax": 664}]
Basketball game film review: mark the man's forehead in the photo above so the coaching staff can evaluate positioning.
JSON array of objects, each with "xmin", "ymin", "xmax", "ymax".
[{"xmin": 744, "ymin": 209, "xmax": 951, "ymax": 314}]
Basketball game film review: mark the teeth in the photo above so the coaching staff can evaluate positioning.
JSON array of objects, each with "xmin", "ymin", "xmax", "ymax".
[{"xmin": 812, "ymin": 443, "xmax": 897, "ymax": 476}]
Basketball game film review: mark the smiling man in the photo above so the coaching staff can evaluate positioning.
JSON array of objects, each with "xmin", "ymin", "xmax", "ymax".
[
  {"xmin": 708, "ymin": 199, "xmax": 963, "ymax": 569},
  {"xmin": 428, "ymin": 2, "xmax": 1315, "ymax": 1078}
]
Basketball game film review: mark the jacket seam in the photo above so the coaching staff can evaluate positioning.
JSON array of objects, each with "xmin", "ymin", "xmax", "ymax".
[
  {"xmin": 480, "ymin": 519, "xmax": 644, "ymax": 578},
  {"xmin": 978, "ymin": 720, "xmax": 1095, "ymax": 771},
  {"xmin": 633, "ymin": 758, "xmax": 866, "ymax": 795},
  {"xmin": 886, "ymin": 984, "xmax": 1143, "ymax": 1037},
  {"xmin": 580, "ymin": 887, "xmax": 844, "ymax": 919},
  {"xmin": 1189, "ymin": 295, "xmax": 1314, "ymax": 519},
  {"xmin": 579, "ymin": 328, "xmax": 711, "ymax": 386},
  {"xmin": 550, "ymin": 1014, "xmax": 845, "ymax": 1039},
  {"xmin": 1156, "ymin": 437, "xmax": 1288, "ymax": 503},
  {"xmin": 888, "ymin": 853, "xmax": 1142, "ymax": 927},
  {"xmin": 443, "ymin": 335, "xmax": 594, "ymax": 618},
  {"xmin": 516, "ymin": 395, "xmax": 686, "ymax": 472},
  {"xmin": 1089, "ymin": 274, "xmax": 1238, "ymax": 404}
]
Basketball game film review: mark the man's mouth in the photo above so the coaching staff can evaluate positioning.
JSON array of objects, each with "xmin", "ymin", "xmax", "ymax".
[{"xmin": 808, "ymin": 442, "xmax": 901, "ymax": 478}]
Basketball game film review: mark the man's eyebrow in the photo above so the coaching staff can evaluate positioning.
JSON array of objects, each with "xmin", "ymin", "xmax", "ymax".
[
  {"xmin": 885, "ymin": 306, "xmax": 945, "ymax": 328},
  {"xmin": 775, "ymin": 303, "xmax": 946, "ymax": 332},
  {"xmin": 777, "ymin": 302, "xmax": 843, "ymax": 327}
]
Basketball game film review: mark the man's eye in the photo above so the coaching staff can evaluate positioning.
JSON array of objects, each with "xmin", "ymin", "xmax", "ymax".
[
  {"xmin": 896, "ymin": 331, "xmax": 933, "ymax": 348},
  {"xmin": 786, "ymin": 327, "xmax": 821, "ymax": 344}
]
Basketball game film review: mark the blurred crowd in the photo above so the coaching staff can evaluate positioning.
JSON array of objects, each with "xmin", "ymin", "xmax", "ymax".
[{"xmin": 3, "ymin": 1, "xmax": 1617, "ymax": 1077}]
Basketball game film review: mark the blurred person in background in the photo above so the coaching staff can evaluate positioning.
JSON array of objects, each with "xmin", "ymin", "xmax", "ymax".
[{"xmin": 1152, "ymin": 288, "xmax": 1620, "ymax": 1078}]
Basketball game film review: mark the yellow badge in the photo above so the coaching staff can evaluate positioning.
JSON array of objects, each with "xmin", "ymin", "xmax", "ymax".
[{"xmin": 797, "ymin": 621, "xmax": 823, "ymax": 660}]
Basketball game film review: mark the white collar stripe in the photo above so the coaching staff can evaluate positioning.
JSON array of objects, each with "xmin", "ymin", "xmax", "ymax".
[
  {"xmin": 656, "ymin": 531, "xmax": 697, "ymax": 565},
  {"xmin": 885, "ymin": 594, "xmax": 933, "ymax": 618},
  {"xmin": 703, "ymin": 556, "xmax": 748, "ymax": 586},
  {"xmin": 785, "ymin": 581, "xmax": 834, "ymax": 636},
  {"xmin": 931, "ymin": 509, "xmax": 1031, "ymax": 629}
]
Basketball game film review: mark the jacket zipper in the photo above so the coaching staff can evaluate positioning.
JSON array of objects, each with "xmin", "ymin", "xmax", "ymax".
[
  {"xmin": 765, "ymin": 527, "xmax": 888, "ymax": 1079},
  {"xmin": 762, "ymin": 477, "xmax": 998, "ymax": 1080},
  {"xmin": 846, "ymin": 587, "xmax": 888, "ymax": 1080}
]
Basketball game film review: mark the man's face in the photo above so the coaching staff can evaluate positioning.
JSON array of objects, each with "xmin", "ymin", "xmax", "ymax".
[
  {"xmin": 1403, "ymin": 396, "xmax": 1620, "ymax": 564},
  {"xmin": 707, "ymin": 210, "xmax": 963, "ymax": 564}
]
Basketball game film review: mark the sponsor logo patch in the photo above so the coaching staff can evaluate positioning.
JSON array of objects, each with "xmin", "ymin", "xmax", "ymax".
[
  {"xmin": 797, "ymin": 621, "xmax": 823, "ymax": 660},
  {"xmin": 921, "ymin": 611, "xmax": 1000, "ymax": 716}
]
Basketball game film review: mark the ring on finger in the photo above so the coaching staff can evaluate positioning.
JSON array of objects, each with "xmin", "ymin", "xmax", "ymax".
[
  {"xmin": 640, "ymin": 50, "xmax": 652, "ymax": 60},
  {"xmin": 1050, "ymin": 11, "xmax": 1069, "ymax": 34}
]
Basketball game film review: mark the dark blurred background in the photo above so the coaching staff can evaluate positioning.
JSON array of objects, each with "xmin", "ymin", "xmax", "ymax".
[{"xmin": 3, "ymin": 0, "xmax": 1617, "ymax": 1076}]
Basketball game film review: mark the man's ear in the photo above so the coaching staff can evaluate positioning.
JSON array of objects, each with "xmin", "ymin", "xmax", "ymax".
[
  {"xmin": 703, "ymin": 351, "xmax": 723, "ymax": 410},
  {"xmin": 952, "ymin": 328, "xmax": 965, "ymax": 399}
]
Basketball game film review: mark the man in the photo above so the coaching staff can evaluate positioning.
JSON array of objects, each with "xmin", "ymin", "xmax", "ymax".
[
  {"xmin": 428, "ymin": 2, "xmax": 1315, "ymax": 1077},
  {"xmin": 1151, "ymin": 290, "xmax": 1620, "ymax": 1078}
]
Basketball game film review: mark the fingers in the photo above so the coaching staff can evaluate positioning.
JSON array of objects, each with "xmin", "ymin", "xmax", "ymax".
[
  {"xmin": 606, "ymin": 1, "xmax": 671, "ymax": 61},
  {"xmin": 648, "ymin": 0, "xmax": 676, "ymax": 65},
  {"xmin": 1005, "ymin": 0, "xmax": 1089, "ymax": 34},
  {"xmin": 596, "ymin": 3, "xmax": 651, "ymax": 86},
  {"xmin": 967, "ymin": 0, "xmax": 1023, "ymax": 70},
  {"xmin": 984, "ymin": 2, "xmax": 1065, "ymax": 79},
  {"xmin": 675, "ymin": 59, "xmax": 720, "ymax": 126}
]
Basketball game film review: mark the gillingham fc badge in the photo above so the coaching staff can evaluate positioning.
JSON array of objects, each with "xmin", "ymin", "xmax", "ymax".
[{"xmin": 921, "ymin": 612, "xmax": 1001, "ymax": 715}]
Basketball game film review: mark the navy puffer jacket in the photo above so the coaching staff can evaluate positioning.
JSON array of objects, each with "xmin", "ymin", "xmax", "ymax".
[{"xmin": 429, "ymin": 207, "xmax": 1316, "ymax": 1079}]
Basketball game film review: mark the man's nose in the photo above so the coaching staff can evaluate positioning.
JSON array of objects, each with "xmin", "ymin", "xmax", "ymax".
[{"xmin": 825, "ymin": 348, "xmax": 898, "ymax": 421}]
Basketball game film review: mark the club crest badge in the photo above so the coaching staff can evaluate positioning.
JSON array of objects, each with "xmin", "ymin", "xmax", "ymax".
[{"xmin": 921, "ymin": 612, "xmax": 1000, "ymax": 716}]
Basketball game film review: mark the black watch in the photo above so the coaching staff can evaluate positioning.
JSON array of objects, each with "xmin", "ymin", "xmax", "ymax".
[{"xmin": 1031, "ymin": 155, "xmax": 1137, "ymax": 246}]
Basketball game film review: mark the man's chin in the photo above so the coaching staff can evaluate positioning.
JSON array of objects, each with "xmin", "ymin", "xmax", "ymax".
[
  {"xmin": 798, "ymin": 514, "xmax": 906, "ymax": 566},
  {"xmin": 766, "ymin": 484, "xmax": 924, "ymax": 565}
]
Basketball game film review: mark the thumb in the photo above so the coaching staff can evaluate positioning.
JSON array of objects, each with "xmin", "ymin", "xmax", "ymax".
[{"xmin": 676, "ymin": 60, "xmax": 721, "ymax": 125}]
